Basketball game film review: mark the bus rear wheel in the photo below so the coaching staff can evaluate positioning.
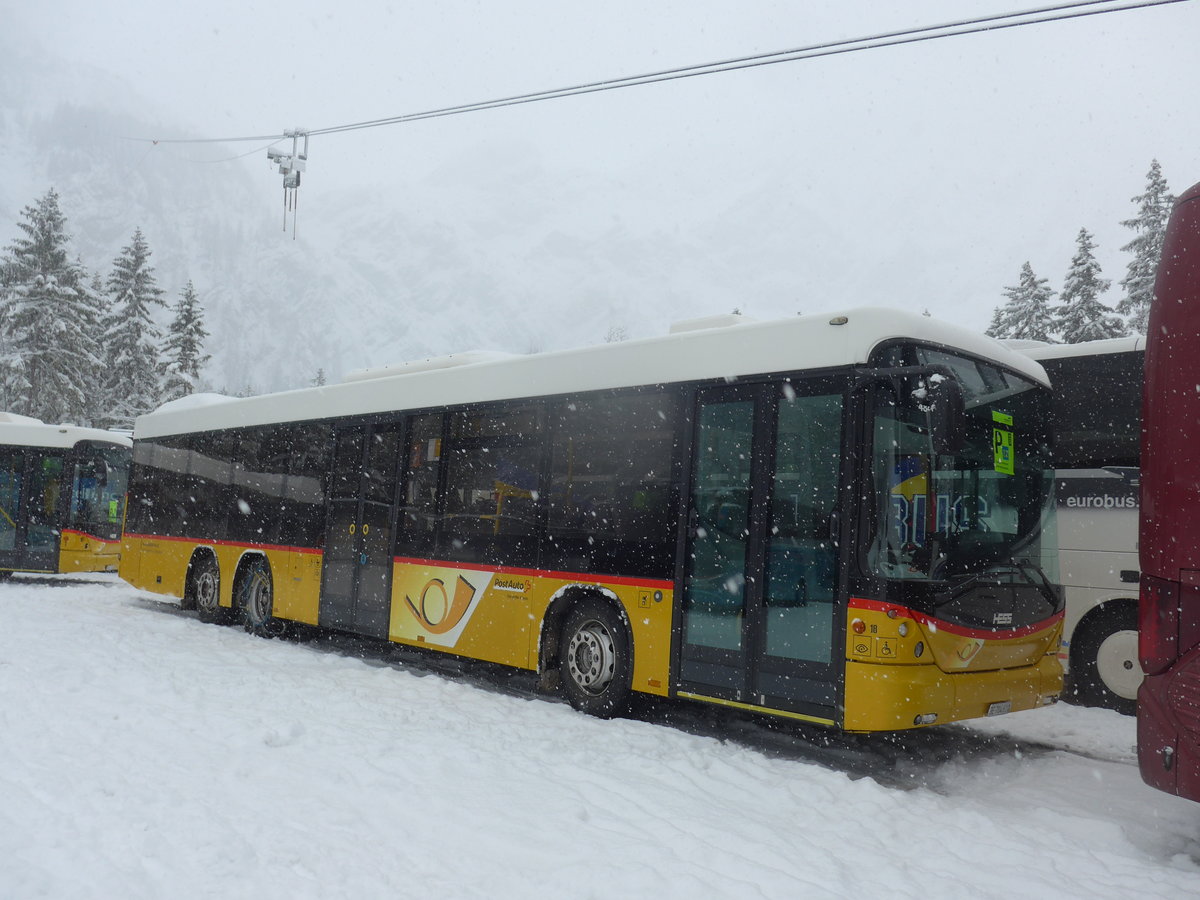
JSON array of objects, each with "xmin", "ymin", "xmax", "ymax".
[
  {"xmin": 191, "ymin": 555, "xmax": 232, "ymax": 625},
  {"xmin": 559, "ymin": 599, "xmax": 632, "ymax": 719},
  {"xmin": 1070, "ymin": 605, "xmax": 1140, "ymax": 716},
  {"xmin": 239, "ymin": 557, "xmax": 284, "ymax": 638}
]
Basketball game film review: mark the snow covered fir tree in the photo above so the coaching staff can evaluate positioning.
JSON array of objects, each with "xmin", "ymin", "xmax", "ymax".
[
  {"xmin": 1, "ymin": 190, "xmax": 215, "ymax": 426},
  {"xmin": 99, "ymin": 228, "xmax": 168, "ymax": 428},
  {"xmin": 162, "ymin": 280, "xmax": 211, "ymax": 403},
  {"xmin": 1055, "ymin": 228, "xmax": 1124, "ymax": 343},
  {"xmin": 0, "ymin": 189, "xmax": 102, "ymax": 423},
  {"xmin": 985, "ymin": 161, "xmax": 1177, "ymax": 343},
  {"xmin": 986, "ymin": 261, "xmax": 1057, "ymax": 342},
  {"xmin": 1117, "ymin": 159, "xmax": 1174, "ymax": 335}
]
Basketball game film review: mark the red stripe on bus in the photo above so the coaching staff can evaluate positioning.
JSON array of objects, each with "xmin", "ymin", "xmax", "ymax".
[
  {"xmin": 848, "ymin": 596, "xmax": 1064, "ymax": 640},
  {"xmin": 119, "ymin": 535, "xmax": 672, "ymax": 590},
  {"xmin": 392, "ymin": 555, "xmax": 675, "ymax": 591},
  {"xmin": 121, "ymin": 533, "xmax": 324, "ymax": 555}
]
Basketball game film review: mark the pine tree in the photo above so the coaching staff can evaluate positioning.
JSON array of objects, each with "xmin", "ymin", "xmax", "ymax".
[
  {"xmin": 986, "ymin": 262, "xmax": 1057, "ymax": 342},
  {"xmin": 1117, "ymin": 160, "xmax": 1174, "ymax": 334},
  {"xmin": 100, "ymin": 228, "xmax": 166, "ymax": 427},
  {"xmin": 78, "ymin": 270, "xmax": 112, "ymax": 423},
  {"xmin": 1055, "ymin": 228, "xmax": 1124, "ymax": 343},
  {"xmin": 161, "ymin": 280, "xmax": 211, "ymax": 402},
  {"xmin": 311, "ymin": 368, "xmax": 326, "ymax": 387},
  {"xmin": 0, "ymin": 189, "xmax": 102, "ymax": 423}
]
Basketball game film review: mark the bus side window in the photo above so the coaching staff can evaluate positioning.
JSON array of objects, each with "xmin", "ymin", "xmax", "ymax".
[
  {"xmin": 439, "ymin": 403, "xmax": 544, "ymax": 566},
  {"xmin": 0, "ymin": 448, "xmax": 23, "ymax": 550},
  {"xmin": 397, "ymin": 413, "xmax": 443, "ymax": 558},
  {"xmin": 544, "ymin": 390, "xmax": 677, "ymax": 578},
  {"xmin": 286, "ymin": 421, "xmax": 331, "ymax": 549}
]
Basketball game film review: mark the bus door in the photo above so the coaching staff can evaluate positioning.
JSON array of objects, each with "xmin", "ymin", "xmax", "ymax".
[
  {"xmin": 319, "ymin": 422, "xmax": 402, "ymax": 638},
  {"xmin": 678, "ymin": 381, "xmax": 843, "ymax": 718},
  {"xmin": 0, "ymin": 447, "xmax": 66, "ymax": 573}
]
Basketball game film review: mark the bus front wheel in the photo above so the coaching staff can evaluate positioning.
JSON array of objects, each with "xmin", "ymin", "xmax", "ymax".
[
  {"xmin": 559, "ymin": 599, "xmax": 632, "ymax": 719},
  {"xmin": 1070, "ymin": 605, "xmax": 1140, "ymax": 716}
]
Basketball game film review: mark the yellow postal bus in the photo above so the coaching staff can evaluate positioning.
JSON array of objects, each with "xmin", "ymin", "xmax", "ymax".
[
  {"xmin": 119, "ymin": 308, "xmax": 1063, "ymax": 730},
  {"xmin": 0, "ymin": 413, "xmax": 131, "ymax": 577}
]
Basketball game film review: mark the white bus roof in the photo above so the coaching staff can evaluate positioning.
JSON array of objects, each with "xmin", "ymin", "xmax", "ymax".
[
  {"xmin": 0, "ymin": 414, "xmax": 133, "ymax": 450},
  {"xmin": 134, "ymin": 307, "xmax": 1051, "ymax": 440},
  {"xmin": 1014, "ymin": 335, "xmax": 1145, "ymax": 361}
]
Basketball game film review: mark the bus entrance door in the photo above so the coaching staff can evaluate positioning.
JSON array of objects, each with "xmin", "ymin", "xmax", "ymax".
[
  {"xmin": 678, "ymin": 382, "xmax": 841, "ymax": 722},
  {"xmin": 0, "ymin": 447, "xmax": 65, "ymax": 574},
  {"xmin": 319, "ymin": 423, "xmax": 402, "ymax": 638}
]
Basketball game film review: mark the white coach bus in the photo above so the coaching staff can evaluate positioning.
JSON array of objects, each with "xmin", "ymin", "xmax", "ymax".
[{"xmin": 1018, "ymin": 337, "xmax": 1143, "ymax": 714}]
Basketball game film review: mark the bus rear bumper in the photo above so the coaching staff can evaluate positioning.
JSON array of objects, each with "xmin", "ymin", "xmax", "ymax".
[
  {"xmin": 843, "ymin": 654, "xmax": 1063, "ymax": 731},
  {"xmin": 58, "ymin": 531, "xmax": 121, "ymax": 574}
]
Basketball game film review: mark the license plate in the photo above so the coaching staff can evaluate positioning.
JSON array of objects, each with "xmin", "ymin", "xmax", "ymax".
[{"xmin": 986, "ymin": 700, "xmax": 1012, "ymax": 717}]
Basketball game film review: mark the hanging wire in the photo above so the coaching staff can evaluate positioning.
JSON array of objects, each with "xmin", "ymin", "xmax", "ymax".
[{"xmin": 126, "ymin": 0, "xmax": 1187, "ymax": 147}]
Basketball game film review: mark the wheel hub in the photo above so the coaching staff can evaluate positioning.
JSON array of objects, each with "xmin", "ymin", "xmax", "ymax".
[
  {"xmin": 567, "ymin": 621, "xmax": 616, "ymax": 696},
  {"xmin": 196, "ymin": 571, "xmax": 218, "ymax": 611},
  {"xmin": 1096, "ymin": 628, "xmax": 1143, "ymax": 701}
]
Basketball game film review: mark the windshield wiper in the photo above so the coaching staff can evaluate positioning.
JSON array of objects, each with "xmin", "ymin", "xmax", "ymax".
[
  {"xmin": 1013, "ymin": 559, "xmax": 1061, "ymax": 611},
  {"xmin": 934, "ymin": 560, "xmax": 1059, "ymax": 612}
]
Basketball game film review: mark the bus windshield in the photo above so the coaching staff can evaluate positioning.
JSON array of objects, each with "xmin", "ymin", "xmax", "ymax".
[
  {"xmin": 869, "ymin": 349, "xmax": 1057, "ymax": 589},
  {"xmin": 70, "ymin": 444, "xmax": 130, "ymax": 542}
]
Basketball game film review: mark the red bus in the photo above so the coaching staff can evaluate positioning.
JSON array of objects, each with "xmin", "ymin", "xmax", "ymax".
[{"xmin": 1139, "ymin": 178, "xmax": 1200, "ymax": 799}]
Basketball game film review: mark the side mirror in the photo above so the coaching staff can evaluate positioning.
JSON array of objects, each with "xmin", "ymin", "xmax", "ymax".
[
  {"xmin": 918, "ymin": 374, "xmax": 966, "ymax": 455},
  {"xmin": 853, "ymin": 362, "xmax": 967, "ymax": 456}
]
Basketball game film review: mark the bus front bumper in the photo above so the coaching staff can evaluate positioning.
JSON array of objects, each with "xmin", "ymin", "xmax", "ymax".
[{"xmin": 842, "ymin": 654, "xmax": 1063, "ymax": 732}]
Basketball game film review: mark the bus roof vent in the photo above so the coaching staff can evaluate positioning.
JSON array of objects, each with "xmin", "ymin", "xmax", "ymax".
[
  {"xmin": 342, "ymin": 351, "xmax": 518, "ymax": 384},
  {"xmin": 0, "ymin": 412, "xmax": 45, "ymax": 425},
  {"xmin": 152, "ymin": 393, "xmax": 239, "ymax": 415},
  {"xmin": 668, "ymin": 313, "xmax": 757, "ymax": 335},
  {"xmin": 999, "ymin": 339, "xmax": 1052, "ymax": 350}
]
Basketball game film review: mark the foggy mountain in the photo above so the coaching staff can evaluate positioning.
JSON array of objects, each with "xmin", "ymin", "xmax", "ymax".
[
  {"xmin": 0, "ymin": 97, "xmax": 848, "ymax": 393},
  {"xmin": 0, "ymin": 29, "xmax": 1094, "ymax": 395}
]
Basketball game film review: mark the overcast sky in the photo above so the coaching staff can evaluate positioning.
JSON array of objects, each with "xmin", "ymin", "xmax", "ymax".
[{"xmin": 8, "ymin": 0, "xmax": 1200, "ymax": 333}]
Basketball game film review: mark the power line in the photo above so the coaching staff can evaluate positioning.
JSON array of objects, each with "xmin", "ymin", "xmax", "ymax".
[
  {"xmin": 132, "ymin": 0, "xmax": 1186, "ymax": 147},
  {"xmin": 310, "ymin": 0, "xmax": 1182, "ymax": 139}
]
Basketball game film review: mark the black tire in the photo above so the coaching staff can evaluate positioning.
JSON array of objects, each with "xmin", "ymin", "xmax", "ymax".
[
  {"xmin": 238, "ymin": 557, "xmax": 284, "ymax": 638},
  {"xmin": 1069, "ymin": 605, "xmax": 1140, "ymax": 716},
  {"xmin": 191, "ymin": 554, "xmax": 233, "ymax": 625},
  {"xmin": 559, "ymin": 598, "xmax": 632, "ymax": 718}
]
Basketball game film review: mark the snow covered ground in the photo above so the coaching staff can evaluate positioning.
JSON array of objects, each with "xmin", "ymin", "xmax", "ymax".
[{"xmin": 2, "ymin": 575, "xmax": 1197, "ymax": 899}]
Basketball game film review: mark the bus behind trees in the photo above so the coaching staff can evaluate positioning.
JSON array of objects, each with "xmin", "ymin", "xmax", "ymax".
[
  {"xmin": 119, "ymin": 309, "xmax": 1064, "ymax": 732},
  {"xmin": 1139, "ymin": 179, "xmax": 1200, "ymax": 800},
  {"xmin": 0, "ymin": 414, "xmax": 131, "ymax": 577},
  {"xmin": 1018, "ymin": 337, "xmax": 1144, "ymax": 714}
]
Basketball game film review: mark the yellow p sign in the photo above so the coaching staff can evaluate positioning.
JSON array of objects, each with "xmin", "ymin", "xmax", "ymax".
[{"xmin": 992, "ymin": 410, "xmax": 1014, "ymax": 475}]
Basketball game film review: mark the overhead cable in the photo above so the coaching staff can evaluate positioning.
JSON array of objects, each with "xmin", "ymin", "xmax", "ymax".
[{"xmin": 133, "ymin": 0, "xmax": 1185, "ymax": 146}]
